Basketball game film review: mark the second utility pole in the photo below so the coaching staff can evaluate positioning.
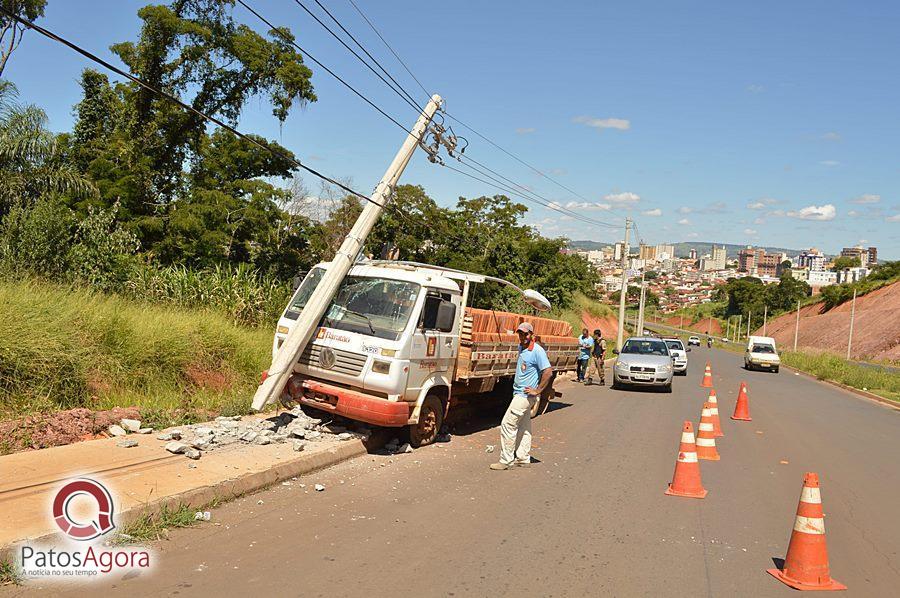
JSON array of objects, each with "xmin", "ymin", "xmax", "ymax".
[
  {"xmin": 636, "ymin": 269, "xmax": 647, "ymax": 336},
  {"xmin": 616, "ymin": 218, "xmax": 632, "ymax": 351}
]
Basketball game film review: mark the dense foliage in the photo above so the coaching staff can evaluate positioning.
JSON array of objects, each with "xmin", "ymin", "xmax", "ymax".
[
  {"xmin": 819, "ymin": 261, "xmax": 900, "ymax": 310},
  {"xmin": 0, "ymin": 2, "xmax": 598, "ymax": 326},
  {"xmin": 713, "ymin": 273, "xmax": 810, "ymax": 330}
]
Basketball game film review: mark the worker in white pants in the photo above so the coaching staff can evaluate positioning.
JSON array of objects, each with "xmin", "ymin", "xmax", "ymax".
[{"xmin": 491, "ymin": 322, "xmax": 553, "ymax": 470}]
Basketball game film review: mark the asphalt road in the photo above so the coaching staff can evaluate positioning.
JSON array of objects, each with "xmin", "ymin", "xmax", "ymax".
[{"xmin": 12, "ymin": 346, "xmax": 900, "ymax": 597}]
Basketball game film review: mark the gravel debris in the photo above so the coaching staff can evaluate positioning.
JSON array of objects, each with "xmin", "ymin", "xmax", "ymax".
[
  {"xmin": 108, "ymin": 425, "xmax": 127, "ymax": 437},
  {"xmin": 120, "ymin": 419, "xmax": 142, "ymax": 433},
  {"xmin": 165, "ymin": 441, "xmax": 188, "ymax": 454},
  {"xmin": 116, "ymin": 438, "xmax": 139, "ymax": 448},
  {"xmin": 314, "ymin": 484, "xmax": 325, "ymax": 492}
]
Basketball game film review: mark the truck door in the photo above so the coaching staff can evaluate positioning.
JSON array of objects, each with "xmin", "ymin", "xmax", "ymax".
[{"xmin": 407, "ymin": 291, "xmax": 459, "ymax": 399}]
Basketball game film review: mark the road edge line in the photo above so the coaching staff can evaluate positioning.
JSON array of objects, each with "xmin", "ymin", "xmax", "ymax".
[{"xmin": 781, "ymin": 364, "xmax": 900, "ymax": 410}]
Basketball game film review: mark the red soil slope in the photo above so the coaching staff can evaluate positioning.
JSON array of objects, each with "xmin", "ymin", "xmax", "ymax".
[
  {"xmin": 581, "ymin": 313, "xmax": 620, "ymax": 342},
  {"xmin": 660, "ymin": 316, "xmax": 723, "ymax": 336},
  {"xmin": 756, "ymin": 281, "xmax": 900, "ymax": 362}
]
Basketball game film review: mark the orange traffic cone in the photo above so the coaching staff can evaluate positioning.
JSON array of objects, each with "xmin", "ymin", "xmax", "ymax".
[
  {"xmin": 767, "ymin": 472, "xmax": 846, "ymax": 591},
  {"xmin": 696, "ymin": 402, "xmax": 721, "ymax": 461},
  {"xmin": 732, "ymin": 381, "xmax": 752, "ymax": 421},
  {"xmin": 707, "ymin": 389, "xmax": 724, "ymax": 437},
  {"xmin": 664, "ymin": 421, "xmax": 707, "ymax": 499},
  {"xmin": 700, "ymin": 361, "xmax": 713, "ymax": 388}
]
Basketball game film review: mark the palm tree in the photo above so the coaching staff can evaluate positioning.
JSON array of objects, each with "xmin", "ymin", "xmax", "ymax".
[{"xmin": 0, "ymin": 80, "xmax": 96, "ymax": 214}]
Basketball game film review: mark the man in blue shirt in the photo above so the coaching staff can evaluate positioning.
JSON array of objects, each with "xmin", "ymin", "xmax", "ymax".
[
  {"xmin": 490, "ymin": 322, "xmax": 553, "ymax": 470},
  {"xmin": 576, "ymin": 328, "xmax": 593, "ymax": 382}
]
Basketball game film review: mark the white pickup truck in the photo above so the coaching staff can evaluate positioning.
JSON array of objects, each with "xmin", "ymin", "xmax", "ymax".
[{"xmin": 271, "ymin": 260, "xmax": 579, "ymax": 446}]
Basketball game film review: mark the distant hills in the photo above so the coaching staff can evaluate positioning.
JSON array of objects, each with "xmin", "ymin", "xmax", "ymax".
[{"xmin": 567, "ymin": 240, "xmax": 815, "ymax": 258}]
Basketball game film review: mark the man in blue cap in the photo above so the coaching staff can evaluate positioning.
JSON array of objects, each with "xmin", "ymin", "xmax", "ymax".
[{"xmin": 490, "ymin": 322, "xmax": 552, "ymax": 470}]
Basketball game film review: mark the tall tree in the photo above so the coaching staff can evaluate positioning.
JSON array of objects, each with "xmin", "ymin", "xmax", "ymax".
[{"xmin": 0, "ymin": 0, "xmax": 46, "ymax": 77}]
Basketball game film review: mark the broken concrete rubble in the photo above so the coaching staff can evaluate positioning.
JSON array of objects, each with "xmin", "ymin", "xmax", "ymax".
[
  {"xmin": 108, "ymin": 425, "xmax": 127, "ymax": 437},
  {"xmin": 120, "ymin": 419, "xmax": 142, "ymax": 433}
]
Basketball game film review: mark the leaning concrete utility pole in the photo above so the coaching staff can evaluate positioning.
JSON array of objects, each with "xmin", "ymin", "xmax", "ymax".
[
  {"xmin": 793, "ymin": 300, "xmax": 801, "ymax": 351},
  {"xmin": 736, "ymin": 314, "xmax": 742, "ymax": 342},
  {"xmin": 763, "ymin": 304, "xmax": 768, "ymax": 336},
  {"xmin": 615, "ymin": 218, "xmax": 632, "ymax": 350},
  {"xmin": 252, "ymin": 95, "xmax": 443, "ymax": 411},
  {"xmin": 846, "ymin": 288, "xmax": 857, "ymax": 360},
  {"xmin": 636, "ymin": 270, "xmax": 646, "ymax": 336},
  {"xmin": 747, "ymin": 310, "xmax": 752, "ymax": 338}
]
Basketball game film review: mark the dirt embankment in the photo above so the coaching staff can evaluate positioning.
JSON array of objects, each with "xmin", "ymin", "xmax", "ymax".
[
  {"xmin": 581, "ymin": 313, "xmax": 620, "ymax": 343},
  {"xmin": 757, "ymin": 280, "xmax": 900, "ymax": 362}
]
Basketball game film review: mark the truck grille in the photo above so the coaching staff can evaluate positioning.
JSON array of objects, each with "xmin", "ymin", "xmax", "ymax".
[
  {"xmin": 299, "ymin": 345, "xmax": 368, "ymax": 377},
  {"xmin": 629, "ymin": 366, "xmax": 656, "ymax": 373}
]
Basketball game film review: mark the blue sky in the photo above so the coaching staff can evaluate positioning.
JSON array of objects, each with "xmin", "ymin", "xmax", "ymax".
[{"xmin": 4, "ymin": 0, "xmax": 899, "ymax": 257}]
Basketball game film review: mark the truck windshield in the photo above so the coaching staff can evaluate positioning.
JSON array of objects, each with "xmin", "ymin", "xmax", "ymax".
[
  {"xmin": 622, "ymin": 339, "xmax": 669, "ymax": 355},
  {"xmin": 288, "ymin": 267, "xmax": 326, "ymax": 314},
  {"xmin": 751, "ymin": 344, "xmax": 775, "ymax": 354},
  {"xmin": 323, "ymin": 277, "xmax": 420, "ymax": 341}
]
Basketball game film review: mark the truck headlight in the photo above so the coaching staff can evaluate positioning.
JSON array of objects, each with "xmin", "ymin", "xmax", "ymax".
[{"xmin": 371, "ymin": 360, "xmax": 391, "ymax": 374}]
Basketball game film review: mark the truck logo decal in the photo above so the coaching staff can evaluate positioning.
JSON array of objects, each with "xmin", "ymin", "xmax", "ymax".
[
  {"xmin": 316, "ymin": 328, "xmax": 351, "ymax": 344},
  {"xmin": 319, "ymin": 347, "xmax": 337, "ymax": 370}
]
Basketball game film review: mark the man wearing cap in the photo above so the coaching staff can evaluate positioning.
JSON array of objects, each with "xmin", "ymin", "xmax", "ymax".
[{"xmin": 490, "ymin": 322, "xmax": 553, "ymax": 470}]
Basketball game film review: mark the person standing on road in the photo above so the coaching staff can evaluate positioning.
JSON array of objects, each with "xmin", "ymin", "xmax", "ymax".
[
  {"xmin": 586, "ymin": 329, "xmax": 606, "ymax": 386},
  {"xmin": 490, "ymin": 322, "xmax": 553, "ymax": 471},
  {"xmin": 576, "ymin": 328, "xmax": 593, "ymax": 382}
]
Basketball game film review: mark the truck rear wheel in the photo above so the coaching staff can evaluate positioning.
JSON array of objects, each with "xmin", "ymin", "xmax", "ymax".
[{"xmin": 409, "ymin": 395, "xmax": 443, "ymax": 448}]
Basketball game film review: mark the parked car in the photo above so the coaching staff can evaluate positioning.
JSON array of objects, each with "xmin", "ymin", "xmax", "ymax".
[
  {"xmin": 612, "ymin": 337, "xmax": 674, "ymax": 392},
  {"xmin": 744, "ymin": 335, "xmax": 781, "ymax": 373},
  {"xmin": 663, "ymin": 337, "xmax": 689, "ymax": 375},
  {"xmin": 688, "ymin": 336, "xmax": 701, "ymax": 347}
]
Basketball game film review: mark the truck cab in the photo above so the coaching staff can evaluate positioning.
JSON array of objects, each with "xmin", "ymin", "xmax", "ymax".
[
  {"xmin": 271, "ymin": 260, "xmax": 577, "ymax": 446},
  {"xmin": 744, "ymin": 335, "xmax": 780, "ymax": 373}
]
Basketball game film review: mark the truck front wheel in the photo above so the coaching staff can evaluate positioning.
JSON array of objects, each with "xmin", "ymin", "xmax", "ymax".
[{"xmin": 409, "ymin": 395, "xmax": 443, "ymax": 448}]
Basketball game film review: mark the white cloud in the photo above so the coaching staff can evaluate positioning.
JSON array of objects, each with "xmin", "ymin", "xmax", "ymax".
[
  {"xmin": 686, "ymin": 232, "xmax": 699, "ymax": 238},
  {"xmin": 753, "ymin": 217, "xmax": 765, "ymax": 225},
  {"xmin": 821, "ymin": 132, "xmax": 841, "ymax": 141},
  {"xmin": 641, "ymin": 208, "xmax": 662, "ymax": 217},
  {"xmin": 603, "ymin": 191, "xmax": 640, "ymax": 204},
  {"xmin": 677, "ymin": 206, "xmax": 692, "ymax": 214},
  {"xmin": 747, "ymin": 197, "xmax": 780, "ymax": 210},
  {"xmin": 746, "ymin": 84, "xmax": 765, "ymax": 93},
  {"xmin": 858, "ymin": 239, "xmax": 868, "ymax": 244},
  {"xmin": 547, "ymin": 201, "xmax": 562, "ymax": 210},
  {"xmin": 515, "ymin": 127, "xmax": 536, "ymax": 135},
  {"xmin": 677, "ymin": 218, "xmax": 691, "ymax": 225},
  {"xmin": 820, "ymin": 160, "xmax": 840, "ymax": 167},
  {"xmin": 573, "ymin": 116, "xmax": 631, "ymax": 131},
  {"xmin": 786, "ymin": 204, "xmax": 836, "ymax": 221},
  {"xmin": 887, "ymin": 213, "xmax": 900, "ymax": 222},
  {"xmin": 848, "ymin": 210, "xmax": 859, "ymax": 217},
  {"xmin": 850, "ymin": 194, "xmax": 880, "ymax": 204},
  {"xmin": 744, "ymin": 228, "xmax": 758, "ymax": 235},
  {"xmin": 565, "ymin": 201, "xmax": 612, "ymax": 211}
]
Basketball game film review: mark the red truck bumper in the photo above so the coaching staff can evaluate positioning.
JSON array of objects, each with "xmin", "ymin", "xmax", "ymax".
[{"xmin": 298, "ymin": 380, "xmax": 411, "ymax": 427}]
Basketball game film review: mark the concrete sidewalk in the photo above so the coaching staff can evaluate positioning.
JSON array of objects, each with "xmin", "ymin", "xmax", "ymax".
[{"xmin": 0, "ymin": 418, "xmax": 377, "ymax": 553}]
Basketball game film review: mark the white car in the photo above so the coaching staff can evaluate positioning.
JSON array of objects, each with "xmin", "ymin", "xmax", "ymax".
[
  {"xmin": 744, "ymin": 336, "xmax": 781, "ymax": 373},
  {"xmin": 688, "ymin": 336, "xmax": 701, "ymax": 347},
  {"xmin": 663, "ymin": 337, "xmax": 689, "ymax": 375},
  {"xmin": 612, "ymin": 337, "xmax": 675, "ymax": 393}
]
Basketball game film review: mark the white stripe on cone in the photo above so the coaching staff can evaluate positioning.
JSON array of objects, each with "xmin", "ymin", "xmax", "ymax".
[
  {"xmin": 800, "ymin": 486, "xmax": 822, "ymax": 504},
  {"xmin": 793, "ymin": 515, "xmax": 826, "ymax": 534},
  {"xmin": 678, "ymin": 452, "xmax": 699, "ymax": 463},
  {"xmin": 699, "ymin": 423, "xmax": 714, "ymax": 432},
  {"xmin": 696, "ymin": 438, "xmax": 716, "ymax": 447},
  {"xmin": 681, "ymin": 432, "xmax": 695, "ymax": 443}
]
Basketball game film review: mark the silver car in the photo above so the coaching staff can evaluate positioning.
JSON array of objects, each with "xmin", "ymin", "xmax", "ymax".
[{"xmin": 611, "ymin": 337, "xmax": 675, "ymax": 392}]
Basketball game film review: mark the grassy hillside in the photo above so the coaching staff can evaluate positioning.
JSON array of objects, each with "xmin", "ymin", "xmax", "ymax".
[
  {"xmin": 552, "ymin": 293, "xmax": 616, "ymax": 335},
  {"xmin": 0, "ymin": 279, "xmax": 272, "ymax": 422}
]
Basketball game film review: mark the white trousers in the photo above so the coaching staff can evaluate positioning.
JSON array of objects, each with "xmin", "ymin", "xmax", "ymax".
[{"xmin": 500, "ymin": 393, "xmax": 536, "ymax": 465}]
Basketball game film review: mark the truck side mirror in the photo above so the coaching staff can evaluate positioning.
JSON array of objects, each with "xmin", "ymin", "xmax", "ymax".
[
  {"xmin": 612, "ymin": 348, "xmax": 619, "ymax": 355},
  {"xmin": 435, "ymin": 301, "xmax": 456, "ymax": 332},
  {"xmin": 421, "ymin": 295, "xmax": 456, "ymax": 332}
]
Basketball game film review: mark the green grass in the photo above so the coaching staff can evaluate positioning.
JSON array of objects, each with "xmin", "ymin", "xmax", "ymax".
[
  {"xmin": 114, "ymin": 504, "xmax": 203, "ymax": 544},
  {"xmin": 553, "ymin": 292, "xmax": 616, "ymax": 334},
  {"xmin": 779, "ymin": 350, "xmax": 900, "ymax": 403},
  {"xmin": 0, "ymin": 559, "xmax": 21, "ymax": 586},
  {"xmin": 0, "ymin": 278, "xmax": 272, "ymax": 420}
]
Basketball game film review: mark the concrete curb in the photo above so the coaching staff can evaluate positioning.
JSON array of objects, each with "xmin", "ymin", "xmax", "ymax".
[{"xmin": 0, "ymin": 435, "xmax": 380, "ymax": 560}]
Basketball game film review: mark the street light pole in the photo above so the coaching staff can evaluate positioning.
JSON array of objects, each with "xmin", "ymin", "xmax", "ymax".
[{"xmin": 615, "ymin": 218, "xmax": 632, "ymax": 351}]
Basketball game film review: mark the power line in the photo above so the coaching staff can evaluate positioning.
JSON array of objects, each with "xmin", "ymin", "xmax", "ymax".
[
  {"xmin": 289, "ymin": 0, "xmax": 426, "ymax": 118},
  {"xmin": 234, "ymin": 0, "xmax": 409, "ymax": 134},
  {"xmin": 310, "ymin": 0, "xmax": 423, "ymax": 111},
  {"xmin": 346, "ymin": 0, "xmax": 431, "ymax": 100},
  {"xmin": 1, "ymin": 7, "xmax": 387, "ymax": 212}
]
